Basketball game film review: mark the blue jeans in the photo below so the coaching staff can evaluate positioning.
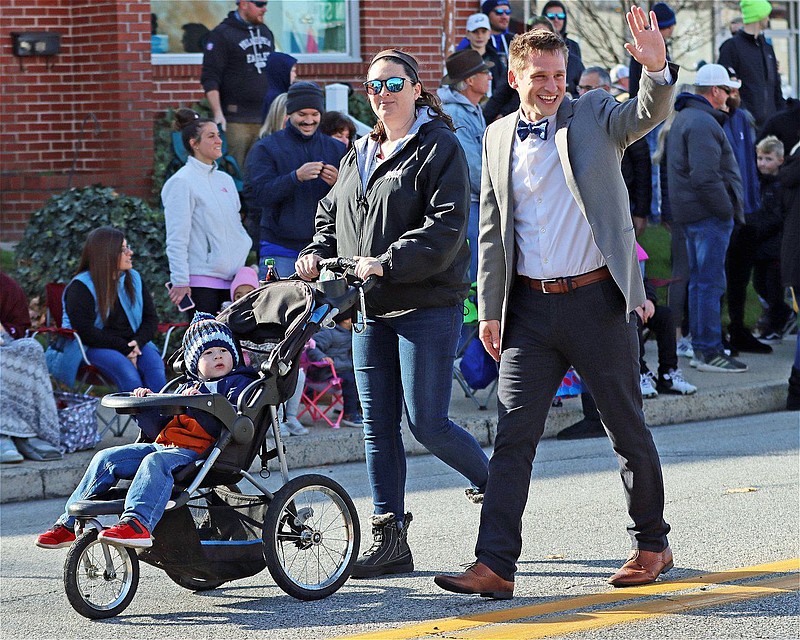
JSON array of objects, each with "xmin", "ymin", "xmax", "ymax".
[
  {"xmin": 86, "ymin": 341, "xmax": 166, "ymax": 393},
  {"xmin": 646, "ymin": 124, "xmax": 662, "ymax": 221},
  {"xmin": 352, "ymin": 305, "xmax": 489, "ymax": 520},
  {"xmin": 58, "ymin": 443, "xmax": 198, "ymax": 531},
  {"xmin": 684, "ymin": 216, "xmax": 734, "ymax": 358}
]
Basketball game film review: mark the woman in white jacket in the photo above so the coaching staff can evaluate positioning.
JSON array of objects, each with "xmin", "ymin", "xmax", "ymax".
[{"xmin": 161, "ymin": 108, "xmax": 252, "ymax": 314}]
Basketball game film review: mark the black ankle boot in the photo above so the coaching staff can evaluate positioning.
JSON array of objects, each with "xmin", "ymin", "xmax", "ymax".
[
  {"xmin": 788, "ymin": 367, "xmax": 800, "ymax": 411},
  {"xmin": 351, "ymin": 512, "xmax": 413, "ymax": 578}
]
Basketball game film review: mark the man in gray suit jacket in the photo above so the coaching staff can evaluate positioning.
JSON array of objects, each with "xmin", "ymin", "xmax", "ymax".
[{"xmin": 435, "ymin": 6, "xmax": 678, "ymax": 599}]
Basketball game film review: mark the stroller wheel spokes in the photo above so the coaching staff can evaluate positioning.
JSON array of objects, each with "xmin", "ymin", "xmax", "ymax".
[
  {"xmin": 263, "ymin": 474, "xmax": 360, "ymax": 600},
  {"xmin": 64, "ymin": 529, "xmax": 140, "ymax": 619}
]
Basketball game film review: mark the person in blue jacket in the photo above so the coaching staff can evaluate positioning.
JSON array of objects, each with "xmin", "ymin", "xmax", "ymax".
[
  {"xmin": 60, "ymin": 227, "xmax": 166, "ymax": 393},
  {"xmin": 245, "ymin": 82, "xmax": 345, "ymax": 279},
  {"xmin": 260, "ymin": 52, "xmax": 297, "ymax": 123}
]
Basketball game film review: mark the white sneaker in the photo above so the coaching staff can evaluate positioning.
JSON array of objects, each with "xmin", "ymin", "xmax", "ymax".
[
  {"xmin": 282, "ymin": 416, "xmax": 309, "ymax": 436},
  {"xmin": 657, "ymin": 369, "xmax": 697, "ymax": 395},
  {"xmin": 640, "ymin": 372, "xmax": 659, "ymax": 398},
  {"xmin": 676, "ymin": 337, "xmax": 694, "ymax": 359}
]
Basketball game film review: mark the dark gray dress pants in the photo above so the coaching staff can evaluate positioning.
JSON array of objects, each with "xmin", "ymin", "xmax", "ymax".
[{"xmin": 476, "ymin": 278, "xmax": 670, "ymax": 582}]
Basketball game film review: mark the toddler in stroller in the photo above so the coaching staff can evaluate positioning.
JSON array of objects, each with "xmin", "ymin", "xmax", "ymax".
[
  {"xmin": 35, "ymin": 263, "xmax": 371, "ymax": 619},
  {"xmin": 36, "ymin": 311, "xmax": 258, "ymax": 550}
]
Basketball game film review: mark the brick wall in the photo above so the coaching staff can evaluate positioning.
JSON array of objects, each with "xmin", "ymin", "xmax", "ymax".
[
  {"xmin": 1, "ymin": 0, "xmax": 480, "ymax": 242},
  {"xmin": 1, "ymin": 0, "xmax": 154, "ymax": 242}
]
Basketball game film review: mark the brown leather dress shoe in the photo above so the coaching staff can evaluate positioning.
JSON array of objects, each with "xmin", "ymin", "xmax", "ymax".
[
  {"xmin": 607, "ymin": 546, "xmax": 674, "ymax": 587},
  {"xmin": 434, "ymin": 562, "xmax": 514, "ymax": 599}
]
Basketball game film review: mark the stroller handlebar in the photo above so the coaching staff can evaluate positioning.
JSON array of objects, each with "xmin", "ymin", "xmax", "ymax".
[{"xmin": 316, "ymin": 257, "xmax": 377, "ymax": 293}]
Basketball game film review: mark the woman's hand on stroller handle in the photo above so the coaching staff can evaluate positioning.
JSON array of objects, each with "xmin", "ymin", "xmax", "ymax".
[{"xmin": 298, "ymin": 256, "xmax": 378, "ymax": 288}]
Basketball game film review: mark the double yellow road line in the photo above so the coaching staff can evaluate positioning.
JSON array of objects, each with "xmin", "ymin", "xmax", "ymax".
[{"xmin": 336, "ymin": 558, "xmax": 799, "ymax": 639}]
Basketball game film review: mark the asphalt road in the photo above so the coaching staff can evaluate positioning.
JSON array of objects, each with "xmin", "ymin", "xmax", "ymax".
[{"xmin": 1, "ymin": 410, "xmax": 798, "ymax": 639}]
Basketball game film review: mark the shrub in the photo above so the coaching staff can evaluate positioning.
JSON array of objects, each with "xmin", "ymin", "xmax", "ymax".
[
  {"xmin": 348, "ymin": 91, "xmax": 376, "ymax": 128},
  {"xmin": 12, "ymin": 185, "xmax": 179, "ymax": 322}
]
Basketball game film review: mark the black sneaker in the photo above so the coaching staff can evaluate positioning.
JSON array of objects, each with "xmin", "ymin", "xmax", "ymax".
[
  {"xmin": 556, "ymin": 418, "xmax": 605, "ymax": 440},
  {"xmin": 728, "ymin": 327, "xmax": 773, "ymax": 354},
  {"xmin": 758, "ymin": 331, "xmax": 782, "ymax": 345},
  {"xmin": 351, "ymin": 512, "xmax": 414, "ymax": 578},
  {"xmin": 694, "ymin": 351, "xmax": 748, "ymax": 373}
]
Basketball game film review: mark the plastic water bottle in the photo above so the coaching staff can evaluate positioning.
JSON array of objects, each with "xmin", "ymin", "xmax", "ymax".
[{"xmin": 263, "ymin": 258, "xmax": 279, "ymax": 283}]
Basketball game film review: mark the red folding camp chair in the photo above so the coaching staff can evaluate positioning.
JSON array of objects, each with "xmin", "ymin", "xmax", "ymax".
[{"xmin": 298, "ymin": 360, "xmax": 345, "ymax": 429}]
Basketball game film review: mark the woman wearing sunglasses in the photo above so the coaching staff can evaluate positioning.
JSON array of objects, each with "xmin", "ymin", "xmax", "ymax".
[
  {"xmin": 296, "ymin": 49, "xmax": 489, "ymax": 579},
  {"xmin": 541, "ymin": 1, "xmax": 584, "ymax": 96},
  {"xmin": 59, "ymin": 227, "xmax": 167, "ymax": 393}
]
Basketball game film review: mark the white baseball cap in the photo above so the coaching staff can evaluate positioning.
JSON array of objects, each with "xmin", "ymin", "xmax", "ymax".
[
  {"xmin": 611, "ymin": 64, "xmax": 629, "ymax": 83},
  {"xmin": 466, "ymin": 13, "xmax": 491, "ymax": 31},
  {"xmin": 694, "ymin": 63, "xmax": 741, "ymax": 88}
]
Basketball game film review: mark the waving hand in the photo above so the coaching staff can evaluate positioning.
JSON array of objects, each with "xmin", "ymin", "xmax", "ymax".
[{"xmin": 624, "ymin": 4, "xmax": 667, "ymax": 73}]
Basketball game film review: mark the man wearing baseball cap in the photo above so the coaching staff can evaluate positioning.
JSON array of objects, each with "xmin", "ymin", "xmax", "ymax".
[
  {"xmin": 460, "ymin": 13, "xmax": 505, "ymax": 96},
  {"xmin": 244, "ymin": 81, "xmax": 346, "ymax": 279},
  {"xmin": 456, "ymin": 1, "xmax": 514, "ymax": 63},
  {"xmin": 438, "ymin": 49, "xmax": 493, "ymax": 281},
  {"xmin": 718, "ymin": 0, "xmax": 785, "ymax": 128},
  {"xmin": 666, "ymin": 64, "xmax": 747, "ymax": 373}
]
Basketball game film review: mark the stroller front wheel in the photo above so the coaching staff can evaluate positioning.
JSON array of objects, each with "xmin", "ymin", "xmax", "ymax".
[
  {"xmin": 63, "ymin": 528, "xmax": 139, "ymax": 619},
  {"xmin": 263, "ymin": 474, "xmax": 360, "ymax": 600}
]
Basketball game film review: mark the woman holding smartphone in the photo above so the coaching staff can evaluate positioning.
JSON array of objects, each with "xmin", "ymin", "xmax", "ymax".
[
  {"xmin": 63, "ymin": 227, "xmax": 166, "ymax": 393},
  {"xmin": 162, "ymin": 108, "xmax": 252, "ymax": 314}
]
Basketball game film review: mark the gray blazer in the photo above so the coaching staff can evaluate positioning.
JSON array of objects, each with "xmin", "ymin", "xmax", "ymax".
[{"xmin": 478, "ymin": 63, "xmax": 679, "ymax": 341}]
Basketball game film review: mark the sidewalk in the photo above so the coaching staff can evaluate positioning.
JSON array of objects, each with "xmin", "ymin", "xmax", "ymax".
[{"xmin": 1, "ymin": 338, "xmax": 795, "ymax": 504}]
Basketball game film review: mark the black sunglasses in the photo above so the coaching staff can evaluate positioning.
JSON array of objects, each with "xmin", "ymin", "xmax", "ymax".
[
  {"xmin": 545, "ymin": 12, "xmax": 567, "ymax": 19},
  {"xmin": 717, "ymin": 85, "xmax": 732, "ymax": 95},
  {"xmin": 249, "ymin": 1, "xmax": 268, "ymax": 7},
  {"xmin": 363, "ymin": 77, "xmax": 409, "ymax": 95}
]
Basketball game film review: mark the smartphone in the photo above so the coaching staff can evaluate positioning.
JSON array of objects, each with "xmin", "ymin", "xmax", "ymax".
[{"xmin": 165, "ymin": 282, "xmax": 195, "ymax": 312}]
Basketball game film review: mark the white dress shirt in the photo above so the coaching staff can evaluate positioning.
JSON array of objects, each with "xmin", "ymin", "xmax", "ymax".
[
  {"xmin": 511, "ymin": 66, "xmax": 672, "ymax": 280},
  {"xmin": 512, "ymin": 114, "xmax": 605, "ymax": 279}
]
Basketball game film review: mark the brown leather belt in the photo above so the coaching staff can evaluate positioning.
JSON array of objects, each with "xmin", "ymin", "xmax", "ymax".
[{"xmin": 516, "ymin": 266, "xmax": 612, "ymax": 294}]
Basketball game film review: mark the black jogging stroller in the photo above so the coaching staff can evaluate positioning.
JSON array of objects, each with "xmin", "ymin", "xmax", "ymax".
[{"xmin": 59, "ymin": 259, "xmax": 372, "ymax": 619}]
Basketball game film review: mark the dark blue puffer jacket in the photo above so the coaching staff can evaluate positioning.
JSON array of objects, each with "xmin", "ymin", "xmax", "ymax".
[{"xmin": 245, "ymin": 123, "xmax": 346, "ymax": 252}]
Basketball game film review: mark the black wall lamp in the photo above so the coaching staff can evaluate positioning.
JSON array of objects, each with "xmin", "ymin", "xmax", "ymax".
[{"xmin": 11, "ymin": 32, "xmax": 61, "ymax": 70}]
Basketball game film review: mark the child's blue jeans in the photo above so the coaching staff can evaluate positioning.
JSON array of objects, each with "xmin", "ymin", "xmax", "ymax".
[{"xmin": 58, "ymin": 443, "xmax": 198, "ymax": 531}]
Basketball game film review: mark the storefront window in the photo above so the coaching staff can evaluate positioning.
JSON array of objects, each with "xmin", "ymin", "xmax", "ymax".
[{"xmin": 150, "ymin": 0, "xmax": 360, "ymax": 63}]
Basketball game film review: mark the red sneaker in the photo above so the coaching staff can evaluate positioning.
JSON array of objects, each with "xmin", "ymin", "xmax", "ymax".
[
  {"xmin": 98, "ymin": 518, "xmax": 152, "ymax": 548},
  {"xmin": 36, "ymin": 524, "xmax": 76, "ymax": 549}
]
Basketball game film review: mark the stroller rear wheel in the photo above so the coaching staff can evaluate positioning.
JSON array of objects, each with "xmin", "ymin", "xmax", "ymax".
[
  {"xmin": 63, "ymin": 528, "xmax": 139, "ymax": 619},
  {"xmin": 263, "ymin": 474, "xmax": 359, "ymax": 600},
  {"xmin": 166, "ymin": 572, "xmax": 225, "ymax": 592}
]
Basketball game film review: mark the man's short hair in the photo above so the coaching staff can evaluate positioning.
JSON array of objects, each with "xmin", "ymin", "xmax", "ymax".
[
  {"xmin": 582, "ymin": 66, "xmax": 612, "ymax": 87},
  {"xmin": 508, "ymin": 29, "xmax": 569, "ymax": 76},
  {"xmin": 756, "ymin": 135, "xmax": 784, "ymax": 157}
]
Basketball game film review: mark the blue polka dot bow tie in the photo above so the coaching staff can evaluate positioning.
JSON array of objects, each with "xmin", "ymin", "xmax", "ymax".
[{"xmin": 517, "ymin": 118, "xmax": 548, "ymax": 141}]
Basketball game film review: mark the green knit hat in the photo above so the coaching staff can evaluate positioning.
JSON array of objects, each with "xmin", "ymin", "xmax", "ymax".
[{"xmin": 740, "ymin": 0, "xmax": 772, "ymax": 24}]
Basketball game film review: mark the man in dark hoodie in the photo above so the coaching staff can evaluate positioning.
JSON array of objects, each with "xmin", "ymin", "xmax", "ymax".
[
  {"xmin": 717, "ymin": 0, "xmax": 785, "ymax": 131},
  {"xmin": 201, "ymin": 0, "xmax": 275, "ymax": 170},
  {"xmin": 667, "ymin": 64, "xmax": 747, "ymax": 373},
  {"xmin": 541, "ymin": 1, "xmax": 584, "ymax": 97},
  {"xmin": 244, "ymin": 82, "xmax": 345, "ymax": 279}
]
